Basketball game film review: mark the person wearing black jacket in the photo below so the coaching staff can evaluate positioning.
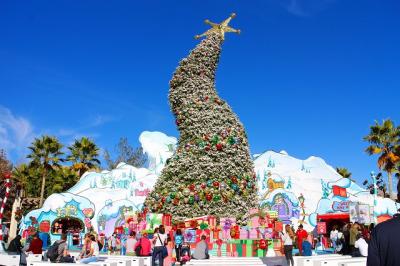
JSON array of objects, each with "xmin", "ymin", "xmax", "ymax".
[
  {"xmin": 7, "ymin": 235, "xmax": 23, "ymax": 254},
  {"xmin": 368, "ymin": 181, "xmax": 400, "ymax": 266},
  {"xmin": 368, "ymin": 214, "xmax": 400, "ymax": 266}
]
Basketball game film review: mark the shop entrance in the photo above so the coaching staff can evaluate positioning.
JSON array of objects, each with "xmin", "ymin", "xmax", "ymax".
[{"xmin": 52, "ymin": 217, "xmax": 84, "ymax": 246}]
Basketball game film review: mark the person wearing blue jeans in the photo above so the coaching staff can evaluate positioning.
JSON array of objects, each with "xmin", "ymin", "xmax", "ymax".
[
  {"xmin": 80, "ymin": 256, "xmax": 99, "ymax": 264},
  {"xmin": 80, "ymin": 235, "xmax": 100, "ymax": 264},
  {"xmin": 151, "ymin": 226, "xmax": 168, "ymax": 266}
]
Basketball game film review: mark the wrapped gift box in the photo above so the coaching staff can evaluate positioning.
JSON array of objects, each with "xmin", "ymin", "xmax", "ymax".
[
  {"xmin": 196, "ymin": 229, "xmax": 211, "ymax": 243},
  {"xmin": 239, "ymin": 228, "xmax": 250, "ymax": 239},
  {"xmin": 184, "ymin": 215, "xmax": 215, "ymax": 228},
  {"xmin": 162, "ymin": 213, "xmax": 172, "ymax": 226},
  {"xmin": 226, "ymin": 239, "xmax": 269, "ymax": 257},
  {"xmin": 249, "ymin": 228, "xmax": 258, "ymax": 239}
]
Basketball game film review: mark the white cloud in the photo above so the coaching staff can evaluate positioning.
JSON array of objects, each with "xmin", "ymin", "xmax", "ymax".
[
  {"xmin": 89, "ymin": 115, "xmax": 114, "ymax": 127},
  {"xmin": 0, "ymin": 105, "xmax": 34, "ymax": 158}
]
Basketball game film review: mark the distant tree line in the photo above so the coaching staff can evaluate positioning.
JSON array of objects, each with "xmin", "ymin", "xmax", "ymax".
[{"xmin": 0, "ymin": 135, "xmax": 146, "ymax": 220}]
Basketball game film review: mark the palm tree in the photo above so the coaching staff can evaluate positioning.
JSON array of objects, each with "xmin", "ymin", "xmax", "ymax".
[
  {"xmin": 27, "ymin": 136, "xmax": 64, "ymax": 207},
  {"xmin": 336, "ymin": 167, "xmax": 352, "ymax": 179},
  {"xmin": 67, "ymin": 137, "xmax": 100, "ymax": 177},
  {"xmin": 364, "ymin": 119, "xmax": 400, "ymax": 199},
  {"xmin": 13, "ymin": 164, "xmax": 31, "ymax": 198}
]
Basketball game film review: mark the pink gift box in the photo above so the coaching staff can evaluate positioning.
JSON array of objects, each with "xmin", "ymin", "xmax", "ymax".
[
  {"xmin": 249, "ymin": 228, "xmax": 258, "ymax": 239},
  {"xmin": 239, "ymin": 228, "xmax": 250, "ymax": 239}
]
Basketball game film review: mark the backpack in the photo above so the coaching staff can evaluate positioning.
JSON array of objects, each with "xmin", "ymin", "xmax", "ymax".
[
  {"xmin": 47, "ymin": 241, "xmax": 62, "ymax": 262},
  {"xmin": 135, "ymin": 239, "xmax": 142, "ymax": 256},
  {"xmin": 97, "ymin": 240, "xmax": 103, "ymax": 251}
]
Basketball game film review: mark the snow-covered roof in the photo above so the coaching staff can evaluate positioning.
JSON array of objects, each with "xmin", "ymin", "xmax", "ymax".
[
  {"xmin": 270, "ymin": 175, "xmax": 285, "ymax": 183},
  {"xmin": 261, "ymin": 188, "xmax": 299, "ymax": 207},
  {"xmin": 23, "ymin": 192, "xmax": 95, "ymax": 223}
]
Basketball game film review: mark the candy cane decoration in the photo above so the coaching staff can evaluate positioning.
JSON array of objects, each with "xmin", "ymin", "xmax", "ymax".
[{"xmin": 0, "ymin": 173, "xmax": 12, "ymax": 242}]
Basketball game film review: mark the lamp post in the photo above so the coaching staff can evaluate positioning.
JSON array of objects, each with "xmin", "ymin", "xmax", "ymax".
[{"xmin": 371, "ymin": 171, "xmax": 378, "ymax": 224}]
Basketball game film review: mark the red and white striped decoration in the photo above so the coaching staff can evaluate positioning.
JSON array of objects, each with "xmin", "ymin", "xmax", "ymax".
[{"xmin": 0, "ymin": 173, "xmax": 12, "ymax": 242}]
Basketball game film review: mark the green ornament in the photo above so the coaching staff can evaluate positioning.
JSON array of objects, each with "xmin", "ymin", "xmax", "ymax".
[
  {"xmin": 211, "ymin": 135, "xmax": 219, "ymax": 145},
  {"xmin": 170, "ymin": 192, "xmax": 176, "ymax": 199},
  {"xmin": 213, "ymin": 194, "xmax": 221, "ymax": 202},
  {"xmin": 228, "ymin": 136, "xmax": 235, "ymax": 145},
  {"xmin": 199, "ymin": 141, "xmax": 206, "ymax": 148},
  {"xmin": 189, "ymin": 196, "xmax": 195, "ymax": 204}
]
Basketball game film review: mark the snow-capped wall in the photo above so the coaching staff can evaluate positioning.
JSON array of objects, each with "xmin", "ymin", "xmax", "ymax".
[
  {"xmin": 255, "ymin": 150, "xmax": 399, "ymax": 230},
  {"xmin": 21, "ymin": 131, "xmax": 176, "ymax": 237},
  {"xmin": 21, "ymin": 131, "xmax": 399, "ymax": 237}
]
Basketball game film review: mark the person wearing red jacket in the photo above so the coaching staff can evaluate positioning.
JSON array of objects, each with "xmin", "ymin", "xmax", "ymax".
[
  {"xmin": 296, "ymin": 224, "xmax": 308, "ymax": 255},
  {"xmin": 134, "ymin": 232, "xmax": 151, "ymax": 256},
  {"xmin": 27, "ymin": 233, "xmax": 43, "ymax": 254}
]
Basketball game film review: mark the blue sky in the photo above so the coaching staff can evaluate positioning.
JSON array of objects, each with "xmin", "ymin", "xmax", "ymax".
[{"xmin": 0, "ymin": 0, "xmax": 399, "ymax": 184}]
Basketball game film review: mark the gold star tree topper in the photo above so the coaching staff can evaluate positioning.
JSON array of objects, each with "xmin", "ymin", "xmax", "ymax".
[{"xmin": 195, "ymin": 13, "xmax": 240, "ymax": 40}]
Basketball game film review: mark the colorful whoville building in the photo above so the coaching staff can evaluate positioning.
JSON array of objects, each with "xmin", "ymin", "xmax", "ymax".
[
  {"xmin": 19, "ymin": 132, "xmax": 400, "ymax": 247},
  {"xmin": 255, "ymin": 150, "xmax": 400, "ymax": 231},
  {"xmin": 19, "ymin": 132, "xmax": 176, "ymax": 247}
]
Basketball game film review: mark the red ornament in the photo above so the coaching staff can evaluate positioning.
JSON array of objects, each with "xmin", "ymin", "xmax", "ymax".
[
  {"xmin": 213, "ymin": 181, "xmax": 220, "ymax": 188},
  {"xmin": 3, "ymin": 172, "xmax": 11, "ymax": 179},
  {"xmin": 216, "ymin": 143, "xmax": 223, "ymax": 150},
  {"xmin": 201, "ymin": 183, "xmax": 206, "ymax": 189},
  {"xmin": 173, "ymin": 198, "xmax": 180, "ymax": 205},
  {"xmin": 231, "ymin": 176, "xmax": 238, "ymax": 183},
  {"xmin": 161, "ymin": 197, "xmax": 166, "ymax": 203},
  {"xmin": 189, "ymin": 184, "xmax": 195, "ymax": 191},
  {"xmin": 206, "ymin": 194, "xmax": 212, "ymax": 201},
  {"xmin": 175, "ymin": 119, "xmax": 181, "ymax": 125},
  {"xmin": 205, "ymin": 145, "xmax": 211, "ymax": 151}
]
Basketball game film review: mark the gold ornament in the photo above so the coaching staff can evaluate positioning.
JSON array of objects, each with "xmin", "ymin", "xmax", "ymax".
[{"xmin": 195, "ymin": 13, "xmax": 240, "ymax": 40}]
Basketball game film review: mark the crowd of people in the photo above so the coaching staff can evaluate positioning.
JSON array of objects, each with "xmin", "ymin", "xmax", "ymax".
[
  {"xmin": 4, "ymin": 214, "xmax": 400, "ymax": 266},
  {"xmin": 329, "ymin": 222, "xmax": 372, "ymax": 257},
  {"xmin": 4, "ymin": 223, "xmax": 210, "ymax": 265}
]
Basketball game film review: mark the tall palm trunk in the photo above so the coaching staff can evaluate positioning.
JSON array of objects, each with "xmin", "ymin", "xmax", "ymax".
[
  {"xmin": 39, "ymin": 168, "xmax": 47, "ymax": 207},
  {"xmin": 387, "ymin": 171, "xmax": 394, "ymax": 199}
]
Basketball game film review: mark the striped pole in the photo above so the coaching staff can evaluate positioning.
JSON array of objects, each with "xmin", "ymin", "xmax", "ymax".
[{"xmin": 0, "ymin": 173, "xmax": 12, "ymax": 253}]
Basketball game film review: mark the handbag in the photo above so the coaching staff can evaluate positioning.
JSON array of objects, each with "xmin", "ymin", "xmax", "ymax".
[{"xmin": 157, "ymin": 234, "xmax": 168, "ymax": 259}]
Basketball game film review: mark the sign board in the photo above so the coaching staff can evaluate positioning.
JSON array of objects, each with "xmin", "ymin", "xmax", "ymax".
[
  {"xmin": 349, "ymin": 202, "xmax": 371, "ymax": 224},
  {"xmin": 332, "ymin": 201, "xmax": 350, "ymax": 212},
  {"xmin": 317, "ymin": 222, "xmax": 327, "ymax": 234}
]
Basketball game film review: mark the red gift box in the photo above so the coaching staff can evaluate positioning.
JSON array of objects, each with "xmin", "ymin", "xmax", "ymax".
[
  {"xmin": 230, "ymin": 225, "xmax": 240, "ymax": 239},
  {"xmin": 162, "ymin": 213, "xmax": 172, "ymax": 226},
  {"xmin": 196, "ymin": 229, "xmax": 210, "ymax": 243},
  {"xmin": 274, "ymin": 221, "xmax": 283, "ymax": 232}
]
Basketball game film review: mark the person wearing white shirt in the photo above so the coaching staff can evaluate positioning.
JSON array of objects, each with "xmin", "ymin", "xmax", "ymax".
[
  {"xmin": 330, "ymin": 225, "xmax": 339, "ymax": 251},
  {"xmin": 152, "ymin": 226, "xmax": 168, "ymax": 266},
  {"xmin": 280, "ymin": 225, "xmax": 295, "ymax": 266},
  {"xmin": 354, "ymin": 234, "xmax": 368, "ymax": 257},
  {"xmin": 80, "ymin": 235, "xmax": 100, "ymax": 264}
]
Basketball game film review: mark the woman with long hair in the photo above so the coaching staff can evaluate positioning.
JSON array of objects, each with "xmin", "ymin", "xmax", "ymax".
[
  {"xmin": 280, "ymin": 224, "xmax": 295, "ymax": 266},
  {"xmin": 174, "ymin": 229, "xmax": 184, "ymax": 262}
]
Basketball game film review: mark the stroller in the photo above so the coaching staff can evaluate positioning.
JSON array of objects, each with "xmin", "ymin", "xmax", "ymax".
[{"xmin": 179, "ymin": 244, "xmax": 191, "ymax": 265}]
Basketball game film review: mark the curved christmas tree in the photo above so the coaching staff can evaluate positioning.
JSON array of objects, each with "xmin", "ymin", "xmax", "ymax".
[{"xmin": 145, "ymin": 14, "xmax": 257, "ymax": 224}]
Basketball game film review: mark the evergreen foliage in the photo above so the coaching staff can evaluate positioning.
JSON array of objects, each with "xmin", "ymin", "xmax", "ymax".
[{"xmin": 145, "ymin": 33, "xmax": 257, "ymax": 224}]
